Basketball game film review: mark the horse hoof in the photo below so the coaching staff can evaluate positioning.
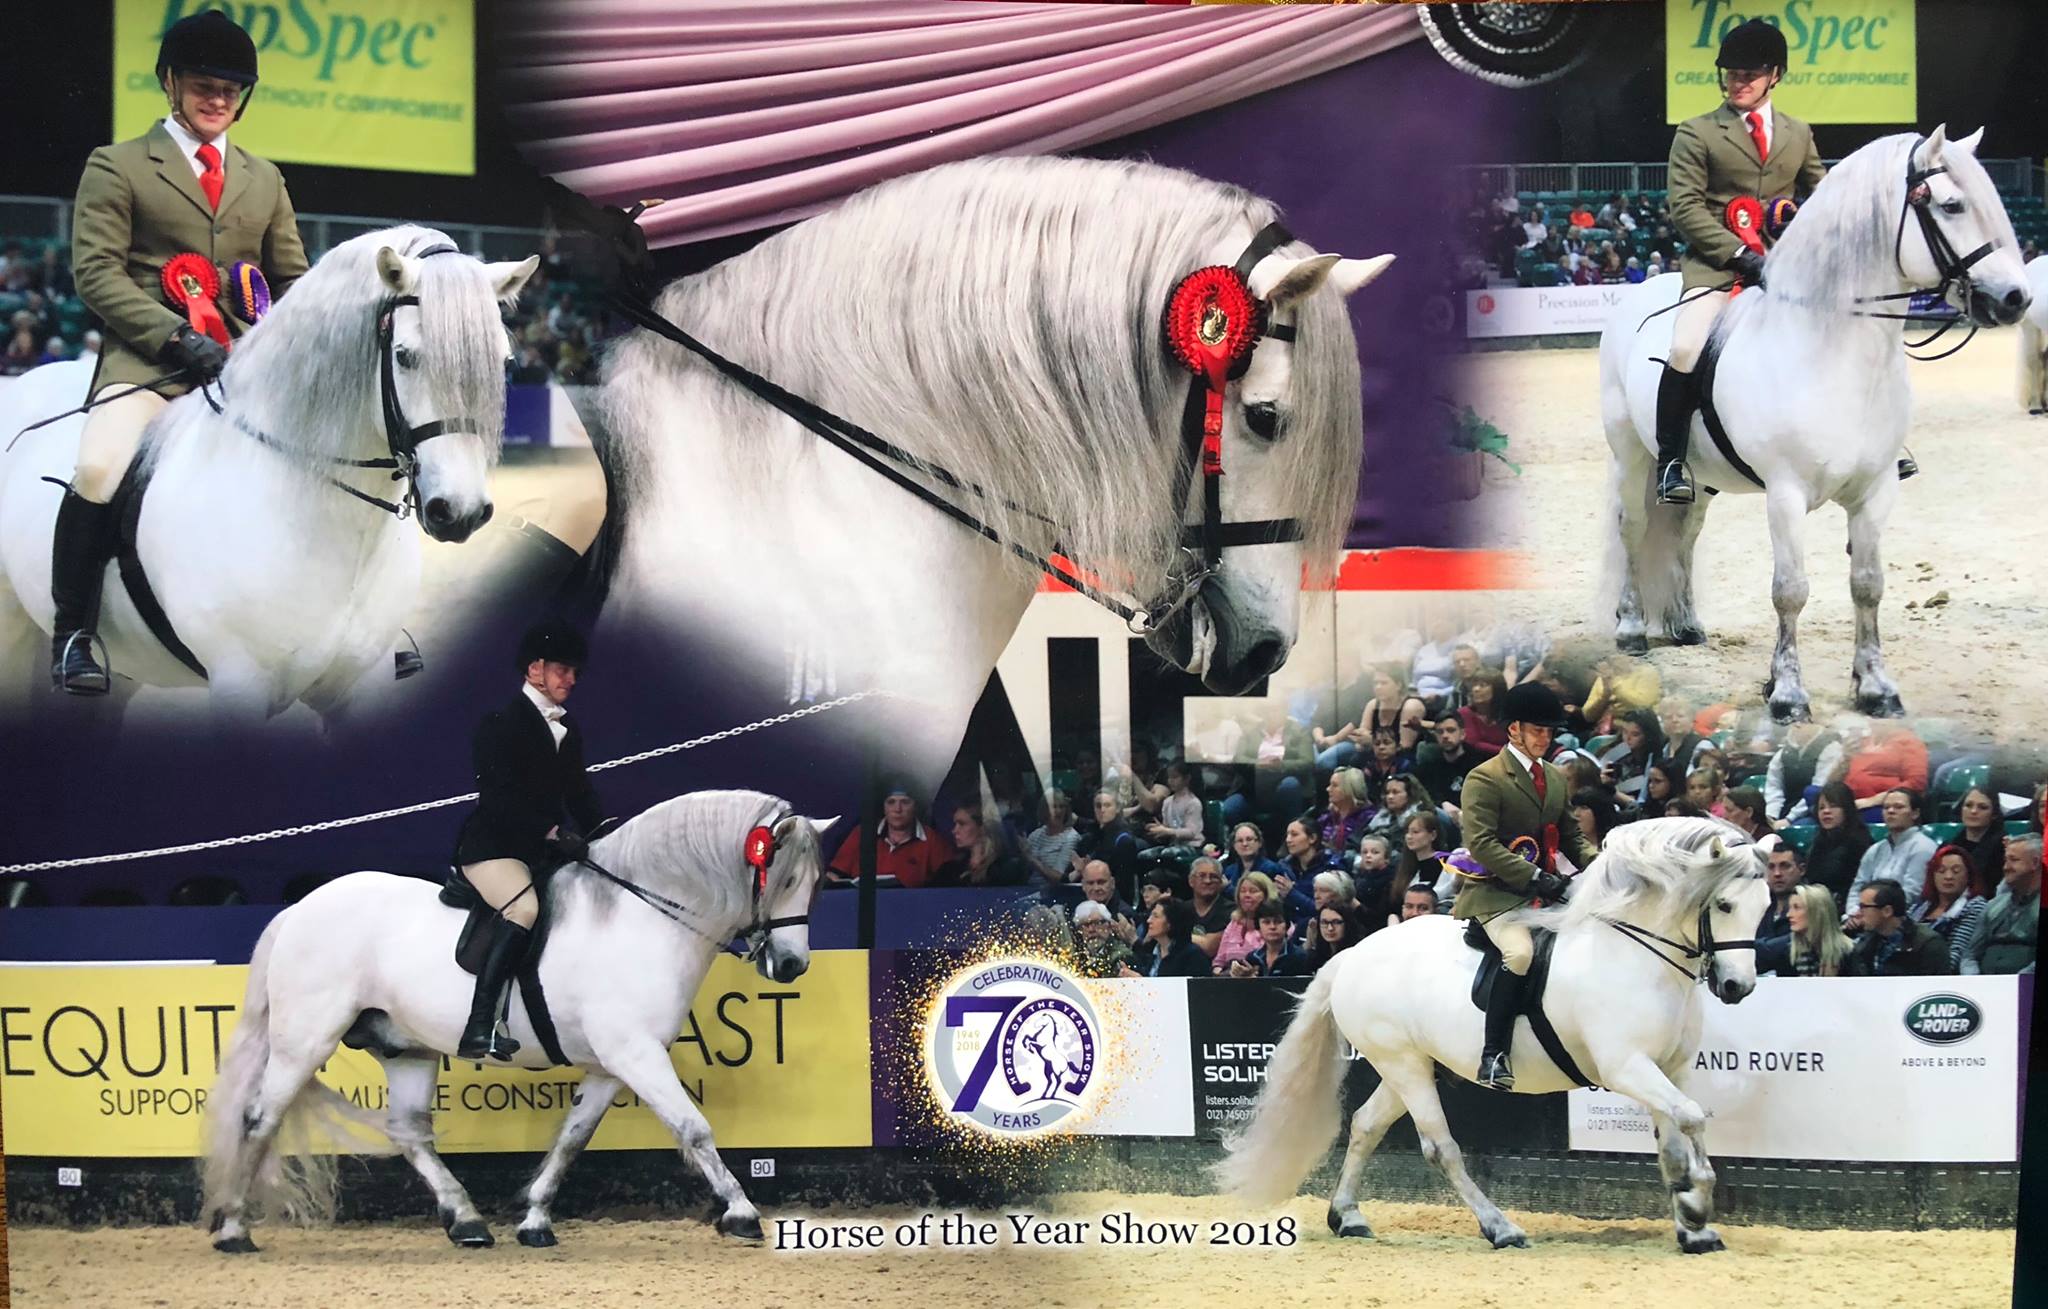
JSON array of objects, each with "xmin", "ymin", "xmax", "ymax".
[
  {"xmin": 1768, "ymin": 698, "xmax": 1811, "ymax": 725},
  {"xmin": 213, "ymin": 1235, "xmax": 260, "ymax": 1255},
  {"xmin": 1489, "ymin": 1229, "xmax": 1531, "ymax": 1250},
  {"xmin": 1858, "ymin": 694, "xmax": 1905, "ymax": 718},
  {"xmin": 1616, "ymin": 633, "xmax": 1649, "ymax": 656},
  {"xmin": 517, "ymin": 1225, "xmax": 558, "ymax": 1248},
  {"xmin": 447, "ymin": 1220, "xmax": 496, "ymax": 1248},
  {"xmin": 1678, "ymin": 1229, "xmax": 1726, "ymax": 1255},
  {"xmin": 716, "ymin": 1211, "xmax": 765, "ymax": 1242},
  {"xmin": 1327, "ymin": 1207, "xmax": 1373, "ymax": 1239},
  {"xmin": 1668, "ymin": 625, "xmax": 1706, "ymax": 647}
]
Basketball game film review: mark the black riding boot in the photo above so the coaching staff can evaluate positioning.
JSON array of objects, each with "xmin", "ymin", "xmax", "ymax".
[
  {"xmin": 1477, "ymin": 968, "xmax": 1524, "ymax": 1090},
  {"xmin": 457, "ymin": 918, "xmax": 530, "ymax": 1061},
  {"xmin": 1655, "ymin": 365, "xmax": 1697, "ymax": 505},
  {"xmin": 1897, "ymin": 451, "xmax": 1919, "ymax": 480},
  {"xmin": 49, "ymin": 489, "xmax": 114, "ymax": 695}
]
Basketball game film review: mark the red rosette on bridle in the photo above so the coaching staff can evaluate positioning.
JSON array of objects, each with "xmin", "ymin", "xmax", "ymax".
[
  {"xmin": 160, "ymin": 252, "xmax": 231, "ymax": 346},
  {"xmin": 1164, "ymin": 265, "xmax": 1267, "ymax": 474},
  {"xmin": 743, "ymin": 825, "xmax": 776, "ymax": 893}
]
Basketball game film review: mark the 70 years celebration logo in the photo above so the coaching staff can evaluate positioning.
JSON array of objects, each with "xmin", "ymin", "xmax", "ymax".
[{"xmin": 924, "ymin": 960, "xmax": 1101, "ymax": 1135}]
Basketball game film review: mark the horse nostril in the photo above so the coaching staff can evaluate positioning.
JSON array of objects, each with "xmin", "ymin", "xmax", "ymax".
[
  {"xmin": 424, "ymin": 497, "xmax": 453, "ymax": 528},
  {"xmin": 2005, "ymin": 288, "xmax": 2027, "ymax": 310},
  {"xmin": 1244, "ymin": 637, "xmax": 1286, "ymax": 678},
  {"xmin": 476, "ymin": 503, "xmax": 494, "ymax": 528}
]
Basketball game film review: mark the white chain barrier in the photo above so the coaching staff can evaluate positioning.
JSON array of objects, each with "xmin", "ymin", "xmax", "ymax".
[{"xmin": 0, "ymin": 691, "xmax": 884, "ymax": 875}]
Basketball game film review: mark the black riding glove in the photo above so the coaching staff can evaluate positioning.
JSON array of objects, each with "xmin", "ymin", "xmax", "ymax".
[
  {"xmin": 159, "ymin": 326, "xmax": 228, "ymax": 382},
  {"xmin": 550, "ymin": 831, "xmax": 590, "ymax": 864},
  {"xmin": 1727, "ymin": 249, "xmax": 1766, "ymax": 288},
  {"xmin": 1531, "ymin": 872, "xmax": 1571, "ymax": 903}
]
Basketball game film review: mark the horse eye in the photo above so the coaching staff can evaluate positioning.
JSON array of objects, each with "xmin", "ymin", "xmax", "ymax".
[
  {"xmin": 394, "ymin": 346, "xmax": 420, "ymax": 370},
  {"xmin": 1243, "ymin": 401, "xmax": 1282, "ymax": 441},
  {"xmin": 1715, "ymin": 900, "xmax": 1732, "ymax": 913},
  {"xmin": 1939, "ymin": 198, "xmax": 1965, "ymax": 216}
]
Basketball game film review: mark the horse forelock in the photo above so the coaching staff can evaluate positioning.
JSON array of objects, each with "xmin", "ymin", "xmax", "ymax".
[{"xmin": 602, "ymin": 155, "xmax": 1362, "ymax": 595}]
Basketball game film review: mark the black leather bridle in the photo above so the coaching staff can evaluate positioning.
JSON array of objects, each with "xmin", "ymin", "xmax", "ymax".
[
  {"xmin": 1603, "ymin": 896, "xmax": 1762, "ymax": 986},
  {"xmin": 566, "ymin": 818, "xmax": 810, "ymax": 963},
  {"xmin": 1851, "ymin": 135, "xmax": 2002, "ymax": 361}
]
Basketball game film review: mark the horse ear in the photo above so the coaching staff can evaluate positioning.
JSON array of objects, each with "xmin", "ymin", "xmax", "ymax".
[
  {"xmin": 375, "ymin": 246, "xmax": 419, "ymax": 296},
  {"xmin": 1924, "ymin": 123, "xmax": 1950, "ymax": 161},
  {"xmin": 810, "ymin": 815, "xmax": 841, "ymax": 836},
  {"xmin": 488, "ymin": 255, "xmax": 541, "ymax": 307},
  {"xmin": 1954, "ymin": 126, "xmax": 1985, "ymax": 156},
  {"xmin": 1708, "ymin": 834, "xmax": 1725, "ymax": 860},
  {"xmin": 1332, "ymin": 254, "xmax": 1396, "ymax": 298},
  {"xmin": 1250, "ymin": 253, "xmax": 1338, "ymax": 307}
]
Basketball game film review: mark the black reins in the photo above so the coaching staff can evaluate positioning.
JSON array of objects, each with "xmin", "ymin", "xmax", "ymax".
[
  {"xmin": 1851, "ymin": 135, "xmax": 1999, "ymax": 361},
  {"xmin": 1602, "ymin": 902, "xmax": 1761, "ymax": 984},
  {"xmin": 567, "ymin": 832, "xmax": 809, "ymax": 962}
]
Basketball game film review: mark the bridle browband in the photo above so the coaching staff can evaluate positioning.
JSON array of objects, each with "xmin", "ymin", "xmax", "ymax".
[
  {"xmin": 603, "ymin": 221, "xmax": 1309, "ymax": 633},
  {"xmin": 1849, "ymin": 135, "xmax": 2000, "ymax": 362},
  {"xmin": 564, "ymin": 816, "xmax": 810, "ymax": 963},
  {"xmin": 223, "ymin": 241, "xmax": 487, "ymax": 518}
]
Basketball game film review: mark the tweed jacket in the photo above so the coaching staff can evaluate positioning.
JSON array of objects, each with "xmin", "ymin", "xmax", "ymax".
[
  {"xmin": 1450, "ymin": 749, "xmax": 1599, "ymax": 920},
  {"xmin": 1668, "ymin": 102, "xmax": 1827, "ymax": 291},
  {"xmin": 71, "ymin": 121, "xmax": 308, "ymax": 395}
]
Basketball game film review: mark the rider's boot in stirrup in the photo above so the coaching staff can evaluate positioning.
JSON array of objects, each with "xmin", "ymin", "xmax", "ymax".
[
  {"xmin": 1654, "ymin": 365, "xmax": 1697, "ymax": 506},
  {"xmin": 49, "ymin": 489, "xmax": 114, "ymax": 695},
  {"xmin": 1897, "ymin": 450, "xmax": 1920, "ymax": 480},
  {"xmin": 457, "ymin": 918, "xmax": 530, "ymax": 1061},
  {"xmin": 1476, "ymin": 968, "xmax": 1523, "ymax": 1090}
]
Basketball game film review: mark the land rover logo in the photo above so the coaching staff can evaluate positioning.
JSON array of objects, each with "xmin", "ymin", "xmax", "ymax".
[{"xmin": 1903, "ymin": 994, "xmax": 1982, "ymax": 1046}]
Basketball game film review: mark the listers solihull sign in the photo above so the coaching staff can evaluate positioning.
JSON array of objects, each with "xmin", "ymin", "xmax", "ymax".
[
  {"xmin": 114, "ymin": 0, "xmax": 476, "ymax": 175},
  {"xmin": 1667, "ymin": 0, "xmax": 1918, "ymax": 126}
]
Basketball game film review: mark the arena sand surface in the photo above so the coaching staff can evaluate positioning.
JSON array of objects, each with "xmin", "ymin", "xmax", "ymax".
[
  {"xmin": 1463, "ymin": 327, "xmax": 2048, "ymax": 742},
  {"xmin": 7, "ymin": 1192, "xmax": 2017, "ymax": 1308}
]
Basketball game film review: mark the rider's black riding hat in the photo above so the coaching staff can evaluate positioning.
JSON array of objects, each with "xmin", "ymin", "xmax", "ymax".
[
  {"xmin": 1716, "ymin": 18, "xmax": 1789, "ymax": 71},
  {"xmin": 1500, "ymin": 681, "xmax": 1569, "ymax": 731},
  {"xmin": 158, "ymin": 11, "xmax": 260, "ymax": 87},
  {"xmin": 519, "ymin": 618, "xmax": 588, "ymax": 671}
]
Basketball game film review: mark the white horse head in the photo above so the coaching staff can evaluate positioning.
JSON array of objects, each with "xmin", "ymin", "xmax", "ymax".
[
  {"xmin": 589, "ymin": 789, "xmax": 835, "ymax": 983},
  {"xmin": 202, "ymin": 225, "xmax": 536, "ymax": 543},
  {"xmin": 1549, "ymin": 816, "xmax": 1771, "ymax": 1004}
]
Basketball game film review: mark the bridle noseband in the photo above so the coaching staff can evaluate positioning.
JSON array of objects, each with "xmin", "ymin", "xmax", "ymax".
[
  {"xmin": 1603, "ymin": 899, "xmax": 1761, "ymax": 985},
  {"xmin": 225, "ymin": 242, "xmax": 487, "ymax": 519}
]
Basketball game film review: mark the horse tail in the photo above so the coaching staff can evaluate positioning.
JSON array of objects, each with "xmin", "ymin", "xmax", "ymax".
[
  {"xmin": 1211, "ymin": 965, "xmax": 1348, "ymax": 1206},
  {"xmin": 200, "ymin": 913, "xmax": 389, "ymax": 1230}
]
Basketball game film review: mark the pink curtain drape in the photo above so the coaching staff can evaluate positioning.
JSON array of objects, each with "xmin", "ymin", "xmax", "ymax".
[{"xmin": 498, "ymin": 1, "xmax": 1421, "ymax": 246}]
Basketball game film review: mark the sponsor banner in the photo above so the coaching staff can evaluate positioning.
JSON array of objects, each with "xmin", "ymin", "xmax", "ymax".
[
  {"xmin": 115, "ymin": 1, "xmax": 476, "ymax": 176},
  {"xmin": 0, "ymin": 952, "xmax": 870, "ymax": 1157},
  {"xmin": 1073, "ymin": 978, "xmax": 1193, "ymax": 1137},
  {"xmin": 1464, "ymin": 284, "xmax": 1635, "ymax": 338},
  {"xmin": 1187, "ymin": 977, "xmax": 1359, "ymax": 1141},
  {"xmin": 1569, "ymin": 975, "xmax": 2022, "ymax": 1162},
  {"xmin": 1667, "ymin": 0, "xmax": 1917, "ymax": 125}
]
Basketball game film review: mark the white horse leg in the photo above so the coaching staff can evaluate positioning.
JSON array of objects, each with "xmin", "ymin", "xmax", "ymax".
[
  {"xmin": 1844, "ymin": 490, "xmax": 1905, "ymax": 717},
  {"xmin": 376, "ymin": 1053, "xmax": 493, "ymax": 1247},
  {"xmin": 1381, "ymin": 1056, "xmax": 1526, "ymax": 1249},
  {"xmin": 209, "ymin": 1045, "xmax": 328, "ymax": 1253},
  {"xmin": 1763, "ymin": 486, "xmax": 1813, "ymax": 722},
  {"xmin": 1595, "ymin": 1053, "xmax": 1723, "ymax": 1253},
  {"xmin": 1610, "ymin": 447, "xmax": 1653, "ymax": 654},
  {"xmin": 518, "ymin": 1071, "xmax": 622, "ymax": 1247},
  {"xmin": 206, "ymin": 656, "xmax": 282, "ymax": 730},
  {"xmin": 1665, "ymin": 498, "xmax": 1711, "ymax": 645},
  {"xmin": 1326, "ymin": 1080, "xmax": 1408, "ymax": 1239},
  {"xmin": 596, "ymin": 1038, "xmax": 762, "ymax": 1239}
]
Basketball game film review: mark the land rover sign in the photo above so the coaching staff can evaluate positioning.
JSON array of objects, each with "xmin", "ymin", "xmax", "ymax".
[{"xmin": 1903, "ymin": 993, "xmax": 1983, "ymax": 1046}]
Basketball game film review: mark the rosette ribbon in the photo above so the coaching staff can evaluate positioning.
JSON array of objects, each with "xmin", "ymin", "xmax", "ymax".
[{"xmin": 160, "ymin": 252, "xmax": 230, "ymax": 346}]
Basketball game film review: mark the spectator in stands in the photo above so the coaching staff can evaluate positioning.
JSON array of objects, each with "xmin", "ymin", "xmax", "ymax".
[
  {"xmin": 1624, "ymin": 256, "xmax": 1647, "ymax": 284},
  {"xmin": 1359, "ymin": 727, "xmax": 1412, "ymax": 806},
  {"xmin": 1657, "ymin": 697, "xmax": 1711, "ymax": 776},
  {"xmin": 1758, "ymin": 841, "xmax": 1803, "ymax": 941},
  {"xmin": 1077, "ymin": 860, "xmax": 1139, "ymax": 946},
  {"xmin": 1963, "ymin": 837, "xmax": 2040, "ymax": 975},
  {"xmin": 1307, "ymin": 904, "xmax": 1365, "ymax": 972},
  {"xmin": 1764, "ymin": 718, "xmax": 1842, "ymax": 823},
  {"xmin": 1953, "ymin": 787, "xmax": 2007, "ymax": 893},
  {"xmin": 1685, "ymin": 764, "xmax": 1728, "ymax": 818},
  {"xmin": 1109, "ymin": 742, "xmax": 1168, "ymax": 823},
  {"xmin": 1640, "ymin": 759, "xmax": 1684, "ymax": 819},
  {"xmin": 1569, "ymin": 788, "xmax": 1622, "ymax": 862},
  {"xmin": 1239, "ymin": 703, "xmax": 1311, "ymax": 826},
  {"xmin": 1414, "ymin": 716, "xmax": 1483, "ymax": 811},
  {"xmin": 1581, "ymin": 654, "xmax": 1661, "ymax": 736},
  {"xmin": 1367, "ymin": 773, "xmax": 1434, "ymax": 839},
  {"xmin": 1459, "ymin": 672, "xmax": 1510, "ymax": 756},
  {"xmin": 1604, "ymin": 707, "xmax": 1663, "ymax": 803},
  {"xmin": 510, "ymin": 343, "xmax": 550, "ymax": 385},
  {"xmin": 1844, "ymin": 718, "xmax": 1930, "ymax": 808},
  {"xmin": 1410, "ymin": 615, "xmax": 1465, "ymax": 707},
  {"xmin": 1390, "ymin": 811, "xmax": 1452, "ymax": 920},
  {"xmin": 1570, "ymin": 253, "xmax": 1599, "ymax": 287},
  {"xmin": 1071, "ymin": 789, "xmax": 1142, "ymax": 901},
  {"xmin": 1231, "ymin": 902, "xmax": 1312, "ymax": 978},
  {"xmin": 1569, "ymin": 202, "xmax": 1595, "ymax": 229},
  {"xmin": 1185, "ymin": 856, "xmax": 1234, "ymax": 955},
  {"xmin": 79, "ymin": 330, "xmax": 102, "ymax": 366},
  {"xmin": 1138, "ymin": 867, "xmax": 1183, "ymax": 921},
  {"xmin": 1438, "ymin": 644, "xmax": 1484, "ymax": 715},
  {"xmin": 1142, "ymin": 763, "xmax": 1205, "ymax": 853},
  {"xmin": 1521, "ymin": 209, "xmax": 1547, "ymax": 249},
  {"xmin": 1318, "ymin": 667, "xmax": 1428, "ymax": 766},
  {"xmin": 1595, "ymin": 194, "xmax": 1623, "ymax": 228},
  {"xmin": 1724, "ymin": 786, "xmax": 1774, "ymax": 841},
  {"xmin": 1317, "ymin": 768, "xmax": 1374, "ymax": 854},
  {"xmin": 1120, "ymin": 897, "xmax": 1209, "ymax": 978},
  {"xmin": 1210, "ymin": 871, "xmax": 1278, "ymax": 973},
  {"xmin": 1600, "ymin": 247, "xmax": 1626, "ymax": 282},
  {"xmin": 1223, "ymin": 822, "xmax": 1286, "ymax": 887},
  {"xmin": 1759, "ymin": 884, "xmax": 1856, "ymax": 977},
  {"xmin": 1805, "ymin": 780, "xmax": 1872, "ymax": 908},
  {"xmin": 826, "ymin": 785, "xmax": 954, "ymax": 887},
  {"xmin": 1401, "ymin": 885, "xmax": 1439, "ymax": 921},
  {"xmin": 1073, "ymin": 900, "xmax": 1134, "ymax": 978},
  {"xmin": 2, "ymin": 324, "xmax": 37, "ymax": 375},
  {"xmin": 1352, "ymin": 833, "xmax": 1396, "ymax": 931},
  {"xmin": 1022, "ymin": 789, "xmax": 1083, "ymax": 889},
  {"xmin": 1277, "ymin": 819, "xmax": 1338, "ymax": 907},
  {"xmin": 1911, "ymin": 845, "xmax": 1988, "ymax": 970},
  {"xmin": 936, "ymin": 803, "xmax": 1027, "ymax": 887},
  {"xmin": 1847, "ymin": 788, "xmax": 1938, "ymax": 912},
  {"xmin": 1849, "ymin": 879, "xmax": 1953, "ymax": 976}
]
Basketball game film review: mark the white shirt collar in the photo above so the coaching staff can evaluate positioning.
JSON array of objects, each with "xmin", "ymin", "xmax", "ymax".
[
  {"xmin": 522, "ymin": 681, "xmax": 566, "ymax": 722},
  {"xmin": 1505, "ymin": 743, "xmax": 1538, "ymax": 776},
  {"xmin": 162, "ymin": 115, "xmax": 227, "ymax": 175}
]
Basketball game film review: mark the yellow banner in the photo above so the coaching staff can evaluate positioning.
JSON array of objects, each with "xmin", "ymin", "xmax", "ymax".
[
  {"xmin": 1667, "ymin": 0, "xmax": 1917, "ymax": 125},
  {"xmin": 113, "ymin": 0, "xmax": 475, "ymax": 176},
  {"xmin": 0, "ymin": 954, "xmax": 871, "ymax": 1156}
]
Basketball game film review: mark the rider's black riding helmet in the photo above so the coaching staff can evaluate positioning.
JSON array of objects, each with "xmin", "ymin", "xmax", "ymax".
[
  {"xmin": 157, "ymin": 11, "xmax": 260, "ymax": 122},
  {"xmin": 1500, "ymin": 681, "xmax": 1569, "ymax": 731},
  {"xmin": 519, "ymin": 618, "xmax": 588, "ymax": 671},
  {"xmin": 1716, "ymin": 18, "xmax": 1789, "ymax": 72}
]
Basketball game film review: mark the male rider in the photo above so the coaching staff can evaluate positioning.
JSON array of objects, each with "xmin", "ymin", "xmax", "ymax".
[{"xmin": 55, "ymin": 11, "xmax": 307, "ymax": 693}]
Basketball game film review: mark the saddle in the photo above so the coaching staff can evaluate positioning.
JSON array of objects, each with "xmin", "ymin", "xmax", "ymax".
[
  {"xmin": 1690, "ymin": 330, "xmax": 1766, "ymax": 493},
  {"xmin": 1463, "ymin": 919, "xmax": 1596, "ymax": 1088},
  {"xmin": 106, "ymin": 459, "xmax": 208, "ymax": 678},
  {"xmin": 435, "ymin": 868, "xmax": 572, "ymax": 1066}
]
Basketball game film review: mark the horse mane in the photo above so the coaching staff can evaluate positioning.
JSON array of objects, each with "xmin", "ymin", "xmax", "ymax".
[
  {"xmin": 139, "ymin": 225, "xmax": 509, "ymax": 482},
  {"xmin": 574, "ymin": 788, "xmax": 816, "ymax": 935},
  {"xmin": 1512, "ymin": 816, "xmax": 1762, "ymax": 937},
  {"xmin": 594, "ymin": 154, "xmax": 1363, "ymax": 600}
]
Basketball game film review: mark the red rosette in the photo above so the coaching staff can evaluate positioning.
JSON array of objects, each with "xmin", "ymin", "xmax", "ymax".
[
  {"xmin": 160, "ymin": 252, "xmax": 230, "ymax": 346},
  {"xmin": 744, "ymin": 824, "xmax": 776, "ymax": 891},
  {"xmin": 1723, "ymin": 195, "xmax": 1767, "ymax": 257},
  {"xmin": 1164, "ymin": 266, "xmax": 1266, "ymax": 392}
]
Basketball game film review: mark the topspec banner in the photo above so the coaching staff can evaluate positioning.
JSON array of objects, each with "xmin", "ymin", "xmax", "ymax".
[
  {"xmin": 1569, "ymin": 975, "xmax": 2024, "ymax": 1163},
  {"xmin": 0, "ymin": 952, "xmax": 871, "ymax": 1157},
  {"xmin": 114, "ymin": 1, "xmax": 476, "ymax": 176},
  {"xmin": 1667, "ymin": 1, "xmax": 1917, "ymax": 125}
]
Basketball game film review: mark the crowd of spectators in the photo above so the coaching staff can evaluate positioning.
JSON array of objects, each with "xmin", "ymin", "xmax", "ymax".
[{"xmin": 1460, "ymin": 189, "xmax": 1685, "ymax": 290}]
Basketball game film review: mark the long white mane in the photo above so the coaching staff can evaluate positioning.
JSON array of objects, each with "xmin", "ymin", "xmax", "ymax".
[
  {"xmin": 600, "ymin": 155, "xmax": 1364, "ymax": 597},
  {"xmin": 570, "ymin": 789, "xmax": 818, "ymax": 931},
  {"xmin": 1516, "ymin": 816, "xmax": 1762, "ymax": 936},
  {"xmin": 139, "ymin": 225, "xmax": 509, "ymax": 481}
]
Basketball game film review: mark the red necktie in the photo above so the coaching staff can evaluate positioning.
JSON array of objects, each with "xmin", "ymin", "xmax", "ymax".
[
  {"xmin": 1745, "ymin": 111, "xmax": 1769, "ymax": 164},
  {"xmin": 1529, "ymin": 758, "xmax": 1547, "ymax": 803},
  {"xmin": 196, "ymin": 142, "xmax": 223, "ymax": 211}
]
